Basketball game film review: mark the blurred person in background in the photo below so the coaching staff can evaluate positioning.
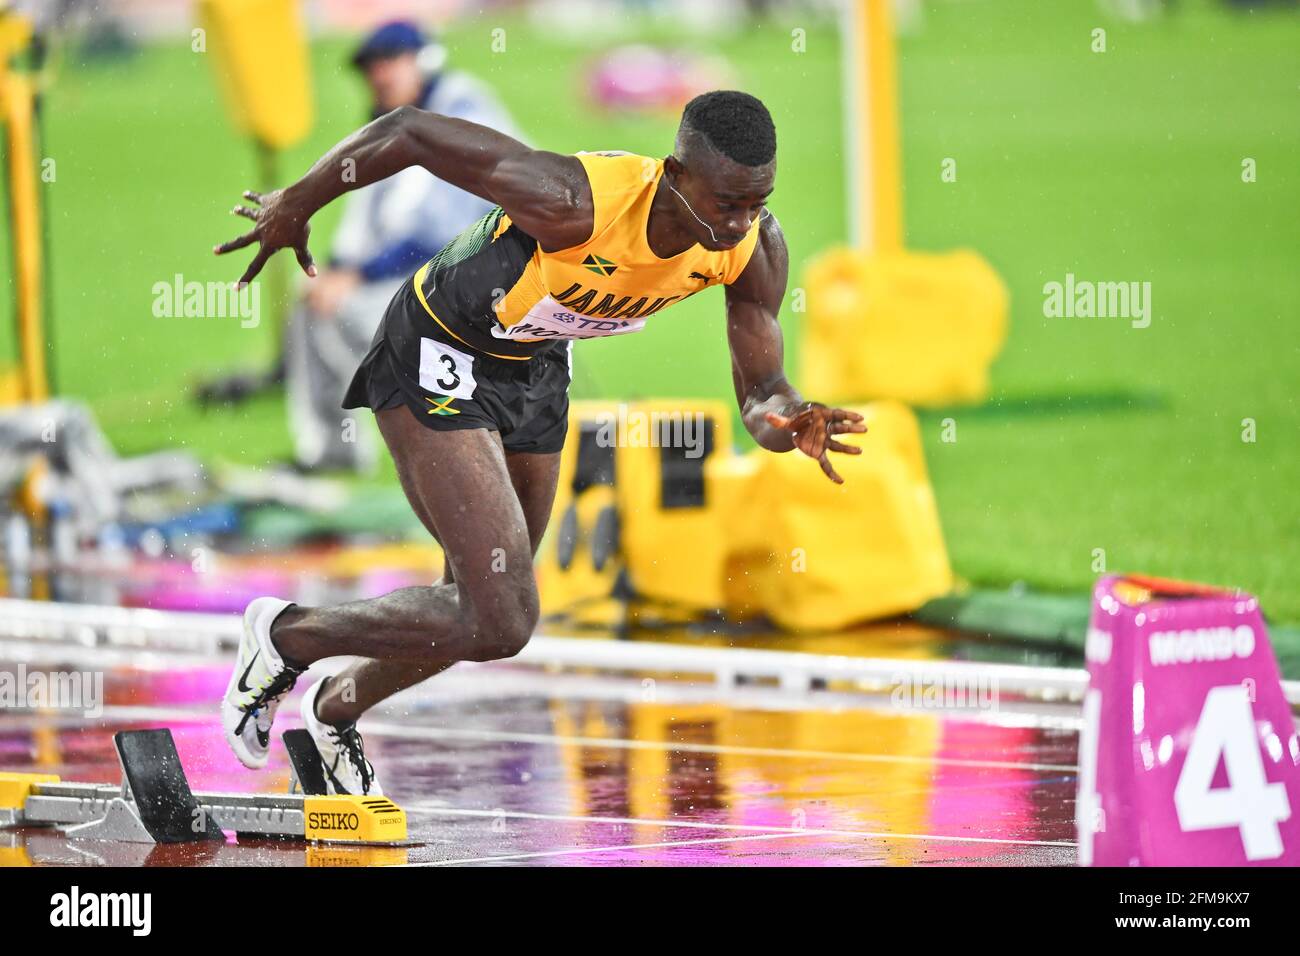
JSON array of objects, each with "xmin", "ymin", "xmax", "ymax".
[{"xmin": 287, "ymin": 20, "xmax": 519, "ymax": 473}]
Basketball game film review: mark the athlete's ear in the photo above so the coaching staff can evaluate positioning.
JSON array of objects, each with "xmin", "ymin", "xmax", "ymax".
[{"xmin": 663, "ymin": 155, "xmax": 685, "ymax": 181}]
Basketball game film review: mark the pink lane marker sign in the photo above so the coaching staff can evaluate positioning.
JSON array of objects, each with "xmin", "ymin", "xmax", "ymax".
[{"xmin": 1077, "ymin": 575, "xmax": 1300, "ymax": 866}]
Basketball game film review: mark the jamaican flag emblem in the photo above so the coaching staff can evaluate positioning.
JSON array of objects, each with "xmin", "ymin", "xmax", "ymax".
[
  {"xmin": 582, "ymin": 254, "xmax": 618, "ymax": 277},
  {"xmin": 424, "ymin": 395, "xmax": 460, "ymax": 416}
]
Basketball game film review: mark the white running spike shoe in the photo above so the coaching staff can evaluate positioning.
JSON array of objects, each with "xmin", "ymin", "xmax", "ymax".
[
  {"xmin": 299, "ymin": 677, "xmax": 383, "ymax": 796},
  {"xmin": 221, "ymin": 597, "xmax": 305, "ymax": 769}
]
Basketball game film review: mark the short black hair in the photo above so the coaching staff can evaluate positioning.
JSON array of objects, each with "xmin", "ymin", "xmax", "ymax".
[{"xmin": 679, "ymin": 91, "xmax": 776, "ymax": 167}]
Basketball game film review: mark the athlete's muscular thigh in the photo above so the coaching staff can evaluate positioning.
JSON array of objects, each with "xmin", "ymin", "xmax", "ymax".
[
  {"xmin": 375, "ymin": 406, "xmax": 537, "ymax": 640},
  {"xmin": 307, "ymin": 434, "xmax": 561, "ymax": 724},
  {"xmin": 407, "ymin": 451, "xmax": 559, "ymax": 586},
  {"xmin": 505, "ymin": 450, "xmax": 562, "ymax": 556}
]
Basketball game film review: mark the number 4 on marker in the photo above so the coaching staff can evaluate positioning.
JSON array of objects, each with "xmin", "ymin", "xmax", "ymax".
[{"xmin": 1174, "ymin": 684, "xmax": 1291, "ymax": 861}]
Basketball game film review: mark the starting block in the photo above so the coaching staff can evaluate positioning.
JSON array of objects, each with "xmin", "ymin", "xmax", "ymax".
[
  {"xmin": 1077, "ymin": 574, "xmax": 1300, "ymax": 866},
  {"xmin": 0, "ymin": 728, "xmax": 406, "ymax": 845}
]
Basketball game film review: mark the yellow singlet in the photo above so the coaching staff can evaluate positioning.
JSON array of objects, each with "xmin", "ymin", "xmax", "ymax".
[{"xmin": 409, "ymin": 150, "xmax": 763, "ymax": 361}]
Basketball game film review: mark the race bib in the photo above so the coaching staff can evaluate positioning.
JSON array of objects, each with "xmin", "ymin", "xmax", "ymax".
[
  {"xmin": 490, "ymin": 295, "xmax": 647, "ymax": 342},
  {"xmin": 418, "ymin": 337, "xmax": 478, "ymax": 399}
]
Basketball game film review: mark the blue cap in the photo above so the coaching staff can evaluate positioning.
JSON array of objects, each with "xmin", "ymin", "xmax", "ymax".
[{"xmin": 351, "ymin": 21, "xmax": 427, "ymax": 69}]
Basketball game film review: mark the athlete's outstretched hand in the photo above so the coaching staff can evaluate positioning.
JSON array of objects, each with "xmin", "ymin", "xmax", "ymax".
[
  {"xmin": 764, "ymin": 403, "xmax": 867, "ymax": 484},
  {"xmin": 213, "ymin": 189, "xmax": 316, "ymax": 288}
]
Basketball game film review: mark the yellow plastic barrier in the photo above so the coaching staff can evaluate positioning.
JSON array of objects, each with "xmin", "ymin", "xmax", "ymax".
[
  {"xmin": 712, "ymin": 453, "xmax": 768, "ymax": 622},
  {"xmin": 198, "ymin": 0, "xmax": 313, "ymax": 149},
  {"xmin": 800, "ymin": 248, "xmax": 1008, "ymax": 407},
  {"xmin": 724, "ymin": 402, "xmax": 951, "ymax": 630},
  {"xmin": 539, "ymin": 399, "xmax": 738, "ymax": 623},
  {"xmin": 538, "ymin": 399, "xmax": 951, "ymax": 632},
  {"xmin": 614, "ymin": 399, "xmax": 733, "ymax": 612},
  {"xmin": 537, "ymin": 402, "xmax": 626, "ymax": 628}
]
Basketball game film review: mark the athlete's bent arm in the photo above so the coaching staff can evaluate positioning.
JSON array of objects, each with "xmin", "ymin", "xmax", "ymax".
[
  {"xmin": 726, "ymin": 215, "xmax": 866, "ymax": 483},
  {"xmin": 214, "ymin": 107, "xmax": 593, "ymax": 284}
]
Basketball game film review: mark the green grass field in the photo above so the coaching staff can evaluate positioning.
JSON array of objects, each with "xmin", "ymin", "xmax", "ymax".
[{"xmin": 4, "ymin": 0, "xmax": 1298, "ymax": 619}]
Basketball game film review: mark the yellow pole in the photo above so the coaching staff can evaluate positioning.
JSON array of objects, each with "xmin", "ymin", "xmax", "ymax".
[
  {"xmin": 3, "ymin": 74, "xmax": 46, "ymax": 402},
  {"xmin": 199, "ymin": 0, "xmax": 314, "ymax": 385},
  {"xmin": 0, "ymin": 12, "xmax": 47, "ymax": 402},
  {"xmin": 842, "ymin": 0, "xmax": 903, "ymax": 253}
]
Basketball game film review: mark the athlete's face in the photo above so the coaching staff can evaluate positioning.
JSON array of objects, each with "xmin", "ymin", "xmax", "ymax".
[{"xmin": 667, "ymin": 153, "xmax": 775, "ymax": 251}]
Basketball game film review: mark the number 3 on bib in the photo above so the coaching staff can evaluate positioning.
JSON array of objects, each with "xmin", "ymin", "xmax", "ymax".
[{"xmin": 418, "ymin": 338, "xmax": 478, "ymax": 400}]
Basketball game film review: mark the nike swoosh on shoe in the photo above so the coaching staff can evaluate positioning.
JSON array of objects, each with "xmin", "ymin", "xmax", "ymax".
[{"xmin": 237, "ymin": 649, "xmax": 261, "ymax": 694}]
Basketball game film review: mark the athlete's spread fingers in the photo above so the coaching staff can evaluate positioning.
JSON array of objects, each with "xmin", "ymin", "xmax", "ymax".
[
  {"xmin": 213, "ymin": 231, "xmax": 257, "ymax": 255},
  {"xmin": 232, "ymin": 205, "xmax": 259, "ymax": 222},
  {"xmin": 828, "ymin": 420, "xmax": 868, "ymax": 436},
  {"xmin": 826, "ymin": 438, "xmax": 862, "ymax": 455},
  {"xmin": 238, "ymin": 248, "xmax": 270, "ymax": 288},
  {"xmin": 242, "ymin": 190, "xmax": 264, "ymax": 204},
  {"xmin": 818, "ymin": 452, "xmax": 844, "ymax": 484},
  {"xmin": 830, "ymin": 408, "xmax": 865, "ymax": 423},
  {"xmin": 295, "ymin": 243, "xmax": 318, "ymax": 277}
]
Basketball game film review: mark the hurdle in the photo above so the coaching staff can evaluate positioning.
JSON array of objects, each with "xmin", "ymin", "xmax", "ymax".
[{"xmin": 0, "ymin": 727, "xmax": 406, "ymax": 845}]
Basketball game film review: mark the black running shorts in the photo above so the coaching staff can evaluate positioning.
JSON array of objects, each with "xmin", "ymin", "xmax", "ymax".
[{"xmin": 343, "ymin": 278, "xmax": 572, "ymax": 455}]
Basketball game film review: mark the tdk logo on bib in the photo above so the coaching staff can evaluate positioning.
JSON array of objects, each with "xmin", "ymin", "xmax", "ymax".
[
  {"xmin": 493, "ymin": 282, "xmax": 686, "ymax": 342},
  {"xmin": 492, "ymin": 296, "xmax": 645, "ymax": 340}
]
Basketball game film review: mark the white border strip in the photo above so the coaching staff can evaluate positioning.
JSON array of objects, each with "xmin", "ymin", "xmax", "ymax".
[
  {"xmin": 0, "ymin": 645, "xmax": 1085, "ymax": 731},
  {"xmin": 2, "ymin": 598, "xmax": 1297, "ymax": 706}
]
